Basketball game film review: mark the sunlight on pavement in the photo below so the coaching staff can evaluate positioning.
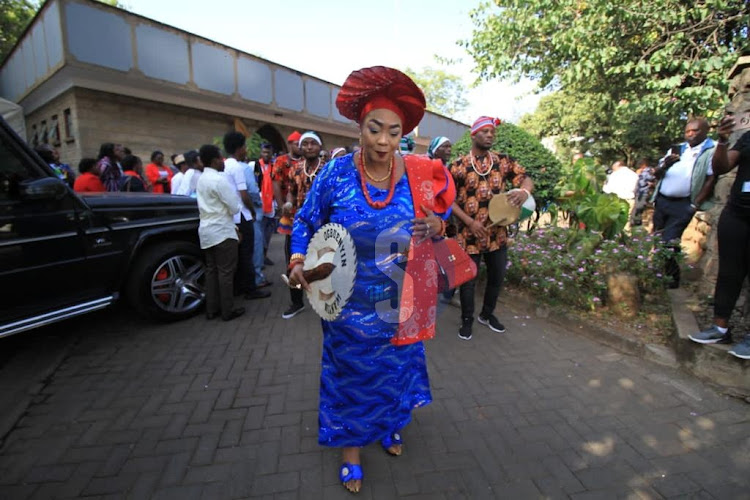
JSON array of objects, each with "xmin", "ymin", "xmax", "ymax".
[
  {"xmin": 582, "ymin": 436, "xmax": 615, "ymax": 456},
  {"xmin": 618, "ymin": 378, "xmax": 635, "ymax": 389}
]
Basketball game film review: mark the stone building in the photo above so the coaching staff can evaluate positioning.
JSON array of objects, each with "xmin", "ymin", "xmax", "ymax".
[{"xmin": 0, "ymin": 0, "xmax": 467, "ymax": 166}]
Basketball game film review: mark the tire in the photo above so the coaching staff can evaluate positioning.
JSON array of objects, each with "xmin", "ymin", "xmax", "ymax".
[{"xmin": 127, "ymin": 241, "xmax": 206, "ymax": 321}]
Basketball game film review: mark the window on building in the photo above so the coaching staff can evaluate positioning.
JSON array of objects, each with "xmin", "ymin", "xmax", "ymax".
[
  {"xmin": 31, "ymin": 125, "xmax": 39, "ymax": 147},
  {"xmin": 63, "ymin": 108, "xmax": 74, "ymax": 142},
  {"xmin": 40, "ymin": 120, "xmax": 48, "ymax": 144},
  {"xmin": 50, "ymin": 115, "xmax": 61, "ymax": 146}
]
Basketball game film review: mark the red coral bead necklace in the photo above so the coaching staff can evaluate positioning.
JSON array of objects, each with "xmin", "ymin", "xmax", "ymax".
[{"xmin": 358, "ymin": 149, "xmax": 396, "ymax": 210}]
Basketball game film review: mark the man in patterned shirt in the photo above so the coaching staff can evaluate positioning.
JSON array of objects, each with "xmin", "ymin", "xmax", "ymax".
[
  {"xmin": 280, "ymin": 131, "xmax": 324, "ymax": 319},
  {"xmin": 449, "ymin": 116, "xmax": 534, "ymax": 341},
  {"xmin": 273, "ymin": 130, "xmax": 303, "ymax": 208}
]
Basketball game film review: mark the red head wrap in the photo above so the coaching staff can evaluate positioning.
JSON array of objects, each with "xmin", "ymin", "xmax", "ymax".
[
  {"xmin": 471, "ymin": 116, "xmax": 501, "ymax": 135},
  {"xmin": 287, "ymin": 131, "xmax": 301, "ymax": 143},
  {"xmin": 336, "ymin": 66, "xmax": 426, "ymax": 135}
]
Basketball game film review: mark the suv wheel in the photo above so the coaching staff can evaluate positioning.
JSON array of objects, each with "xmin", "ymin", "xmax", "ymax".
[{"xmin": 127, "ymin": 242, "xmax": 205, "ymax": 321}]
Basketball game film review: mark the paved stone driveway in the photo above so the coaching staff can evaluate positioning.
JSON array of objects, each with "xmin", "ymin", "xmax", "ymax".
[{"xmin": 0, "ymin": 238, "xmax": 748, "ymax": 499}]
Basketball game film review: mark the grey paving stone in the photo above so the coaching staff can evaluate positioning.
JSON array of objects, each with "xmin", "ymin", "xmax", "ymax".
[
  {"xmin": 24, "ymin": 464, "xmax": 77, "ymax": 483},
  {"xmin": 95, "ymin": 444, "xmax": 131, "ymax": 477},
  {"xmin": 250, "ymin": 471, "xmax": 299, "ymax": 495},
  {"xmin": 2, "ymin": 262, "xmax": 749, "ymax": 498},
  {"xmin": 152, "ymin": 484, "xmax": 203, "ymax": 500}
]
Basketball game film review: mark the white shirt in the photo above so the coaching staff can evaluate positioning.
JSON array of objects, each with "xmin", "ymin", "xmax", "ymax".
[
  {"xmin": 170, "ymin": 171, "xmax": 185, "ymax": 195},
  {"xmin": 224, "ymin": 157, "xmax": 254, "ymax": 223},
  {"xmin": 196, "ymin": 167, "xmax": 241, "ymax": 249},
  {"xmin": 659, "ymin": 140, "xmax": 713, "ymax": 197},
  {"xmin": 603, "ymin": 167, "xmax": 639, "ymax": 200},
  {"xmin": 176, "ymin": 168, "xmax": 201, "ymax": 197}
]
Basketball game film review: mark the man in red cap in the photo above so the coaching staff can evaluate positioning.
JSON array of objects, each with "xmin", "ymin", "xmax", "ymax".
[
  {"xmin": 273, "ymin": 130, "xmax": 302, "ymax": 207},
  {"xmin": 449, "ymin": 116, "xmax": 534, "ymax": 340},
  {"xmin": 272, "ymin": 131, "xmax": 303, "ymax": 285}
]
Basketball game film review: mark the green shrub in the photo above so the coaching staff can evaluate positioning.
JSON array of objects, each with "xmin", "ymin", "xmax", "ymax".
[
  {"xmin": 213, "ymin": 132, "xmax": 265, "ymax": 159},
  {"xmin": 506, "ymin": 226, "xmax": 673, "ymax": 310},
  {"xmin": 451, "ymin": 122, "xmax": 563, "ymax": 210},
  {"xmin": 550, "ymin": 158, "xmax": 629, "ymax": 240}
]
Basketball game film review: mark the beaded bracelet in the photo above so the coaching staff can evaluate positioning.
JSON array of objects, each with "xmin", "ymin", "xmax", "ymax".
[
  {"xmin": 288, "ymin": 253, "xmax": 306, "ymax": 271},
  {"xmin": 432, "ymin": 218, "xmax": 447, "ymax": 240}
]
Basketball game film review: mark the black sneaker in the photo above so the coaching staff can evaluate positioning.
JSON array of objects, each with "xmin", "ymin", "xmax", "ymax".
[
  {"xmin": 282, "ymin": 303, "xmax": 305, "ymax": 319},
  {"xmin": 244, "ymin": 289, "xmax": 271, "ymax": 300},
  {"xmin": 458, "ymin": 317, "xmax": 473, "ymax": 340},
  {"xmin": 222, "ymin": 307, "xmax": 245, "ymax": 321},
  {"xmin": 264, "ymin": 256, "xmax": 274, "ymax": 266},
  {"xmin": 478, "ymin": 314, "xmax": 506, "ymax": 333}
]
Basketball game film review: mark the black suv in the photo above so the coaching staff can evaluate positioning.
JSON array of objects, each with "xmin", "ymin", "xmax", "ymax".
[{"xmin": 0, "ymin": 117, "xmax": 206, "ymax": 338}]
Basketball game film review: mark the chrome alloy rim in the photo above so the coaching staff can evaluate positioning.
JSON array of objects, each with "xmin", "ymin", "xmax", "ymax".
[{"xmin": 150, "ymin": 255, "xmax": 205, "ymax": 313}]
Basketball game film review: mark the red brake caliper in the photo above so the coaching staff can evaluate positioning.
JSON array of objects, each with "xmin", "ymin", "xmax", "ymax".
[{"xmin": 156, "ymin": 267, "xmax": 170, "ymax": 303}]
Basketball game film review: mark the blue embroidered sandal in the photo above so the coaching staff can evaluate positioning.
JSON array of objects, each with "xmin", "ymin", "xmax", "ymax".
[
  {"xmin": 339, "ymin": 462, "xmax": 363, "ymax": 493},
  {"xmin": 381, "ymin": 431, "xmax": 403, "ymax": 456}
]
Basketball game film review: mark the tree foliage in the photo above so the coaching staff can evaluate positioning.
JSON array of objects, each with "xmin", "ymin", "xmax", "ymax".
[
  {"xmin": 451, "ymin": 122, "xmax": 563, "ymax": 210},
  {"xmin": 519, "ymin": 89, "xmax": 668, "ymax": 165},
  {"xmin": 403, "ymin": 66, "xmax": 469, "ymax": 120},
  {"xmin": 0, "ymin": 0, "xmax": 36, "ymax": 63},
  {"xmin": 1, "ymin": 0, "xmax": 128, "ymax": 63},
  {"xmin": 465, "ymin": 0, "xmax": 749, "ymax": 163}
]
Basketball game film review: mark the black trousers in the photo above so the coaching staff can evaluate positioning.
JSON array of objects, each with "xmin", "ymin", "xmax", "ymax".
[
  {"xmin": 235, "ymin": 215, "xmax": 257, "ymax": 294},
  {"xmin": 285, "ymin": 234, "xmax": 304, "ymax": 307},
  {"xmin": 652, "ymin": 195, "xmax": 695, "ymax": 286},
  {"xmin": 205, "ymin": 238, "xmax": 238, "ymax": 318},
  {"xmin": 714, "ymin": 205, "xmax": 750, "ymax": 320},
  {"xmin": 459, "ymin": 247, "xmax": 507, "ymax": 320}
]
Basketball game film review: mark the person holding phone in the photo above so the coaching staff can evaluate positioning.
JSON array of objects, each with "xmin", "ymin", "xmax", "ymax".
[
  {"xmin": 650, "ymin": 118, "xmax": 717, "ymax": 288},
  {"xmin": 688, "ymin": 116, "xmax": 750, "ymax": 359}
]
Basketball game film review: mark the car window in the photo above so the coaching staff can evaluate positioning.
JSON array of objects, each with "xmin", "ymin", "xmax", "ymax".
[{"xmin": 0, "ymin": 134, "xmax": 38, "ymax": 201}]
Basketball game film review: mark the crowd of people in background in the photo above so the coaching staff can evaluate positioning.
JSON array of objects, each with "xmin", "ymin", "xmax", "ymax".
[
  {"xmin": 593, "ymin": 116, "xmax": 750, "ymax": 360},
  {"xmin": 31, "ymin": 109, "xmax": 749, "ymax": 357},
  {"xmin": 32, "ymin": 131, "xmax": 362, "ymax": 322}
]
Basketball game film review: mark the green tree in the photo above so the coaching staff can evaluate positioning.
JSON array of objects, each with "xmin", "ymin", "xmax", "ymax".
[
  {"xmin": 464, "ymin": 0, "xmax": 749, "ymax": 161},
  {"xmin": 0, "ymin": 0, "xmax": 36, "ymax": 63},
  {"xmin": 403, "ymin": 66, "xmax": 469, "ymax": 120},
  {"xmin": 519, "ymin": 89, "xmax": 667, "ymax": 165},
  {"xmin": 451, "ymin": 122, "xmax": 563, "ymax": 211},
  {"xmin": 1, "ymin": 0, "xmax": 128, "ymax": 62}
]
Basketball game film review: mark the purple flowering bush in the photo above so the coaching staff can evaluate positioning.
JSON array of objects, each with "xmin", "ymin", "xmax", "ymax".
[{"xmin": 506, "ymin": 226, "xmax": 674, "ymax": 310}]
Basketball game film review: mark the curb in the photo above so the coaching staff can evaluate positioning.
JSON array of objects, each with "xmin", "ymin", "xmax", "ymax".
[{"xmin": 667, "ymin": 288, "xmax": 750, "ymax": 399}]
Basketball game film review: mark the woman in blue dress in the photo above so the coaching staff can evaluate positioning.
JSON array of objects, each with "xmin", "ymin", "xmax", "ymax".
[{"xmin": 287, "ymin": 66, "xmax": 455, "ymax": 493}]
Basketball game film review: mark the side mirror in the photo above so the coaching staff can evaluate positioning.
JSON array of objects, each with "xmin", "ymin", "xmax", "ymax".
[{"xmin": 19, "ymin": 177, "xmax": 69, "ymax": 201}]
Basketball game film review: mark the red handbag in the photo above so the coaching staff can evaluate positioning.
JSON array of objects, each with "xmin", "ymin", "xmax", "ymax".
[{"xmin": 433, "ymin": 237, "xmax": 477, "ymax": 293}]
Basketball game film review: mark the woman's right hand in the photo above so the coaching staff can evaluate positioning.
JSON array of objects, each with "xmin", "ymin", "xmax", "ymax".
[
  {"xmin": 717, "ymin": 115, "xmax": 736, "ymax": 142},
  {"xmin": 287, "ymin": 263, "xmax": 311, "ymax": 292},
  {"xmin": 469, "ymin": 219, "xmax": 488, "ymax": 239}
]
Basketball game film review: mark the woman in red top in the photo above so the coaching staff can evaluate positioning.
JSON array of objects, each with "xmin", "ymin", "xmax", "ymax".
[
  {"xmin": 121, "ymin": 154, "xmax": 148, "ymax": 192},
  {"xmin": 73, "ymin": 158, "xmax": 106, "ymax": 193},
  {"xmin": 144, "ymin": 150, "xmax": 173, "ymax": 193}
]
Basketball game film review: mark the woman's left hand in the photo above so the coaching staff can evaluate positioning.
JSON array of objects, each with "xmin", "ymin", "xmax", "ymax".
[
  {"xmin": 507, "ymin": 189, "xmax": 529, "ymax": 207},
  {"xmin": 412, "ymin": 205, "xmax": 443, "ymax": 243}
]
